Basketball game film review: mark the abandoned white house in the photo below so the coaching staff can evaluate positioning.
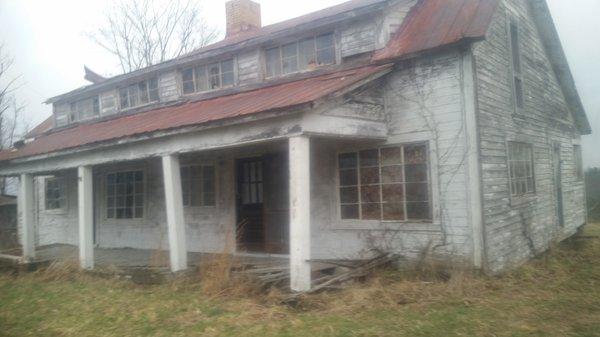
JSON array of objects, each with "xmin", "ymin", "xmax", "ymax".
[{"xmin": 0, "ymin": 0, "xmax": 590, "ymax": 291}]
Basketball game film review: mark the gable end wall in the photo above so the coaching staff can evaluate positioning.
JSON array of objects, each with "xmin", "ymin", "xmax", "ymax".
[{"xmin": 474, "ymin": 0, "xmax": 586, "ymax": 272}]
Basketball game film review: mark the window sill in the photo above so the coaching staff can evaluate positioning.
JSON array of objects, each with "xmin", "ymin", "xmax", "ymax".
[
  {"xmin": 44, "ymin": 209, "xmax": 68, "ymax": 216},
  {"xmin": 330, "ymin": 219, "xmax": 441, "ymax": 232},
  {"xmin": 119, "ymin": 101, "xmax": 160, "ymax": 113},
  {"xmin": 182, "ymin": 84, "xmax": 235, "ymax": 97}
]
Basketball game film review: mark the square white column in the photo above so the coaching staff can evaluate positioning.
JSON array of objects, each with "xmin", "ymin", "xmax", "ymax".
[
  {"xmin": 78, "ymin": 166, "xmax": 94, "ymax": 269},
  {"xmin": 289, "ymin": 135, "xmax": 312, "ymax": 291},
  {"xmin": 19, "ymin": 174, "xmax": 35, "ymax": 261},
  {"xmin": 162, "ymin": 154, "xmax": 188, "ymax": 272}
]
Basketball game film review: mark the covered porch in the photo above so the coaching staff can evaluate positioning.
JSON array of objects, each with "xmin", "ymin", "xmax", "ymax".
[{"xmin": 3, "ymin": 121, "xmax": 387, "ymax": 291}]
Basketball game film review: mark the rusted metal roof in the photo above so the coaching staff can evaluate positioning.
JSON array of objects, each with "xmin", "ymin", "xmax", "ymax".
[
  {"xmin": 24, "ymin": 116, "xmax": 54, "ymax": 139},
  {"xmin": 46, "ymin": 0, "xmax": 390, "ymax": 104},
  {"xmin": 372, "ymin": 0, "xmax": 499, "ymax": 62},
  {"xmin": 0, "ymin": 64, "xmax": 391, "ymax": 161}
]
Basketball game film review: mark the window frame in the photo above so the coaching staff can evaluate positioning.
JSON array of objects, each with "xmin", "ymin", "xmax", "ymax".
[
  {"xmin": 335, "ymin": 142, "xmax": 433, "ymax": 224},
  {"xmin": 103, "ymin": 169, "xmax": 147, "ymax": 222},
  {"xmin": 118, "ymin": 77, "xmax": 160, "ymax": 111},
  {"xmin": 69, "ymin": 96, "xmax": 101, "ymax": 122},
  {"xmin": 180, "ymin": 163, "xmax": 218, "ymax": 208},
  {"xmin": 507, "ymin": 141, "xmax": 536, "ymax": 198},
  {"xmin": 264, "ymin": 32, "xmax": 337, "ymax": 79},
  {"xmin": 573, "ymin": 144, "xmax": 584, "ymax": 181},
  {"xmin": 44, "ymin": 176, "xmax": 67, "ymax": 213},
  {"xmin": 507, "ymin": 16, "xmax": 524, "ymax": 113},
  {"xmin": 180, "ymin": 58, "xmax": 236, "ymax": 96}
]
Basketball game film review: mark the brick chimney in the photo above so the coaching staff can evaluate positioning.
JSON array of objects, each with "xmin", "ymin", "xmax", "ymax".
[{"xmin": 225, "ymin": 0, "xmax": 262, "ymax": 37}]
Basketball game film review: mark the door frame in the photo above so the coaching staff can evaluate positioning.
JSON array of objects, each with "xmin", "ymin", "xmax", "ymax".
[
  {"xmin": 235, "ymin": 156, "xmax": 266, "ymax": 253},
  {"xmin": 552, "ymin": 142, "xmax": 565, "ymax": 227}
]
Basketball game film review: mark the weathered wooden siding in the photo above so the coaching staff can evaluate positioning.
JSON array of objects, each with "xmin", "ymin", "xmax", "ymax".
[
  {"xmin": 237, "ymin": 50, "xmax": 262, "ymax": 85},
  {"xmin": 311, "ymin": 50, "xmax": 476, "ymax": 262},
  {"xmin": 158, "ymin": 71, "xmax": 180, "ymax": 102},
  {"xmin": 473, "ymin": 0, "xmax": 586, "ymax": 272}
]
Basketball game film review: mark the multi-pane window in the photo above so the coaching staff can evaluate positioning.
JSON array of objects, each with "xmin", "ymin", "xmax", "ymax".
[
  {"xmin": 119, "ymin": 78, "xmax": 159, "ymax": 109},
  {"xmin": 574, "ymin": 145, "xmax": 584, "ymax": 181},
  {"xmin": 181, "ymin": 59, "xmax": 235, "ymax": 94},
  {"xmin": 45, "ymin": 177, "xmax": 66, "ymax": 210},
  {"xmin": 265, "ymin": 33, "xmax": 336, "ymax": 78},
  {"xmin": 180, "ymin": 165, "xmax": 216, "ymax": 207},
  {"xmin": 338, "ymin": 144, "xmax": 431, "ymax": 222},
  {"xmin": 69, "ymin": 96, "xmax": 100, "ymax": 122},
  {"xmin": 106, "ymin": 171, "xmax": 144, "ymax": 219},
  {"xmin": 508, "ymin": 142, "xmax": 535, "ymax": 196},
  {"xmin": 509, "ymin": 20, "xmax": 524, "ymax": 110}
]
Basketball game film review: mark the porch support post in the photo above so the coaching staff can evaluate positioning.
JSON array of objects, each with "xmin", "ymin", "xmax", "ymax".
[
  {"xmin": 78, "ymin": 166, "xmax": 94, "ymax": 269},
  {"xmin": 162, "ymin": 154, "xmax": 187, "ymax": 272},
  {"xmin": 289, "ymin": 135, "xmax": 312, "ymax": 292},
  {"xmin": 19, "ymin": 174, "xmax": 35, "ymax": 261}
]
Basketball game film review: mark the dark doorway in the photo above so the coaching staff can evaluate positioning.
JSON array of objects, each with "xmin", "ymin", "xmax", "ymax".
[
  {"xmin": 236, "ymin": 154, "xmax": 289, "ymax": 254},
  {"xmin": 553, "ymin": 143, "xmax": 565, "ymax": 227}
]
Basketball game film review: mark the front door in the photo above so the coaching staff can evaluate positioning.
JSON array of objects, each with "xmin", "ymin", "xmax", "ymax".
[
  {"xmin": 553, "ymin": 143, "xmax": 565, "ymax": 227},
  {"xmin": 236, "ymin": 158, "xmax": 265, "ymax": 252}
]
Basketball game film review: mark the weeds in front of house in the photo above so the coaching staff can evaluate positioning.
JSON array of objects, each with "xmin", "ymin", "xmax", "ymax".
[{"xmin": 1, "ymin": 223, "xmax": 599, "ymax": 336}]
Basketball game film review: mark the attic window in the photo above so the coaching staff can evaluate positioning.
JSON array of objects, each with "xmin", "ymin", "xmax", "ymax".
[
  {"xmin": 265, "ymin": 33, "xmax": 336, "ymax": 78},
  {"xmin": 69, "ymin": 96, "xmax": 100, "ymax": 122},
  {"xmin": 509, "ymin": 20, "xmax": 524, "ymax": 110},
  {"xmin": 119, "ymin": 78, "xmax": 159, "ymax": 110},
  {"xmin": 181, "ymin": 59, "xmax": 235, "ymax": 95}
]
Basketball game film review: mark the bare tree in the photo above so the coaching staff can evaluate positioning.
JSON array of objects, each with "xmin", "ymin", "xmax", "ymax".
[
  {"xmin": 0, "ymin": 44, "xmax": 26, "ymax": 194},
  {"xmin": 89, "ymin": 0, "xmax": 219, "ymax": 73}
]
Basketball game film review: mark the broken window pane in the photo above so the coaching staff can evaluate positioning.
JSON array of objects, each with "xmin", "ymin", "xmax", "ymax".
[
  {"xmin": 341, "ymin": 204, "xmax": 359, "ymax": 220},
  {"xmin": 381, "ymin": 165, "xmax": 403, "ymax": 183},
  {"xmin": 340, "ymin": 187, "xmax": 358, "ymax": 204},
  {"xmin": 316, "ymin": 33, "xmax": 335, "ymax": 65},
  {"xmin": 404, "ymin": 145, "xmax": 427, "ymax": 164},
  {"xmin": 361, "ymin": 185, "xmax": 380, "ymax": 203},
  {"xmin": 266, "ymin": 47, "xmax": 281, "ymax": 77},
  {"xmin": 361, "ymin": 203, "xmax": 381, "ymax": 220},
  {"xmin": 339, "ymin": 169, "xmax": 358, "ymax": 186},
  {"xmin": 360, "ymin": 149, "xmax": 379, "ymax": 167},
  {"xmin": 405, "ymin": 164, "xmax": 427, "ymax": 183},
  {"xmin": 383, "ymin": 203, "xmax": 404, "ymax": 221},
  {"xmin": 299, "ymin": 38, "xmax": 316, "ymax": 69},
  {"xmin": 406, "ymin": 183, "xmax": 429, "ymax": 202},
  {"xmin": 282, "ymin": 43, "xmax": 298, "ymax": 74},
  {"xmin": 381, "ymin": 147, "xmax": 402, "ymax": 165},
  {"xmin": 360, "ymin": 167, "xmax": 380, "ymax": 185},
  {"xmin": 407, "ymin": 202, "xmax": 430, "ymax": 220},
  {"xmin": 339, "ymin": 153, "xmax": 357, "ymax": 169},
  {"xmin": 382, "ymin": 184, "xmax": 404, "ymax": 202}
]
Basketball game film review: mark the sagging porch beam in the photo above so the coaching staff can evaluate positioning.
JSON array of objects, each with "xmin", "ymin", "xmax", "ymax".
[
  {"xmin": 289, "ymin": 135, "xmax": 312, "ymax": 292},
  {"xmin": 161, "ymin": 154, "xmax": 188, "ymax": 272},
  {"xmin": 78, "ymin": 166, "xmax": 94, "ymax": 269},
  {"xmin": 19, "ymin": 174, "xmax": 35, "ymax": 261}
]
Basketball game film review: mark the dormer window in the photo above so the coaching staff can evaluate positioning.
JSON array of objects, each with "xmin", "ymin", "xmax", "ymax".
[
  {"xmin": 119, "ymin": 78, "xmax": 159, "ymax": 110},
  {"xmin": 69, "ymin": 96, "xmax": 100, "ymax": 122},
  {"xmin": 265, "ymin": 33, "xmax": 335, "ymax": 78},
  {"xmin": 181, "ymin": 59, "xmax": 235, "ymax": 95}
]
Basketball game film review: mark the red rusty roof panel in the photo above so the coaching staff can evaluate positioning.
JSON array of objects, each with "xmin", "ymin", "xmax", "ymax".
[
  {"xmin": 0, "ymin": 64, "xmax": 391, "ymax": 161},
  {"xmin": 372, "ymin": 0, "xmax": 499, "ymax": 62}
]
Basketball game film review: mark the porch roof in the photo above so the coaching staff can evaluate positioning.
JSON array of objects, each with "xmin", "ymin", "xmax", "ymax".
[
  {"xmin": 372, "ymin": 0, "xmax": 499, "ymax": 62},
  {"xmin": 0, "ymin": 64, "xmax": 391, "ymax": 162}
]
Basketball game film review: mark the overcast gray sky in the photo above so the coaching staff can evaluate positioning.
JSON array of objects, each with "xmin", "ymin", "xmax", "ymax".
[{"xmin": 0, "ymin": 0, "xmax": 598, "ymax": 167}]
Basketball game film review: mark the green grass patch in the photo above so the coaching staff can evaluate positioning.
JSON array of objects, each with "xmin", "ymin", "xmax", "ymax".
[{"xmin": 2, "ymin": 224, "xmax": 600, "ymax": 337}]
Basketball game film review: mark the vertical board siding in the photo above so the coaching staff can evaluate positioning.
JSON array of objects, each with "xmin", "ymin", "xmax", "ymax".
[{"xmin": 474, "ymin": 0, "xmax": 586, "ymax": 272}]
